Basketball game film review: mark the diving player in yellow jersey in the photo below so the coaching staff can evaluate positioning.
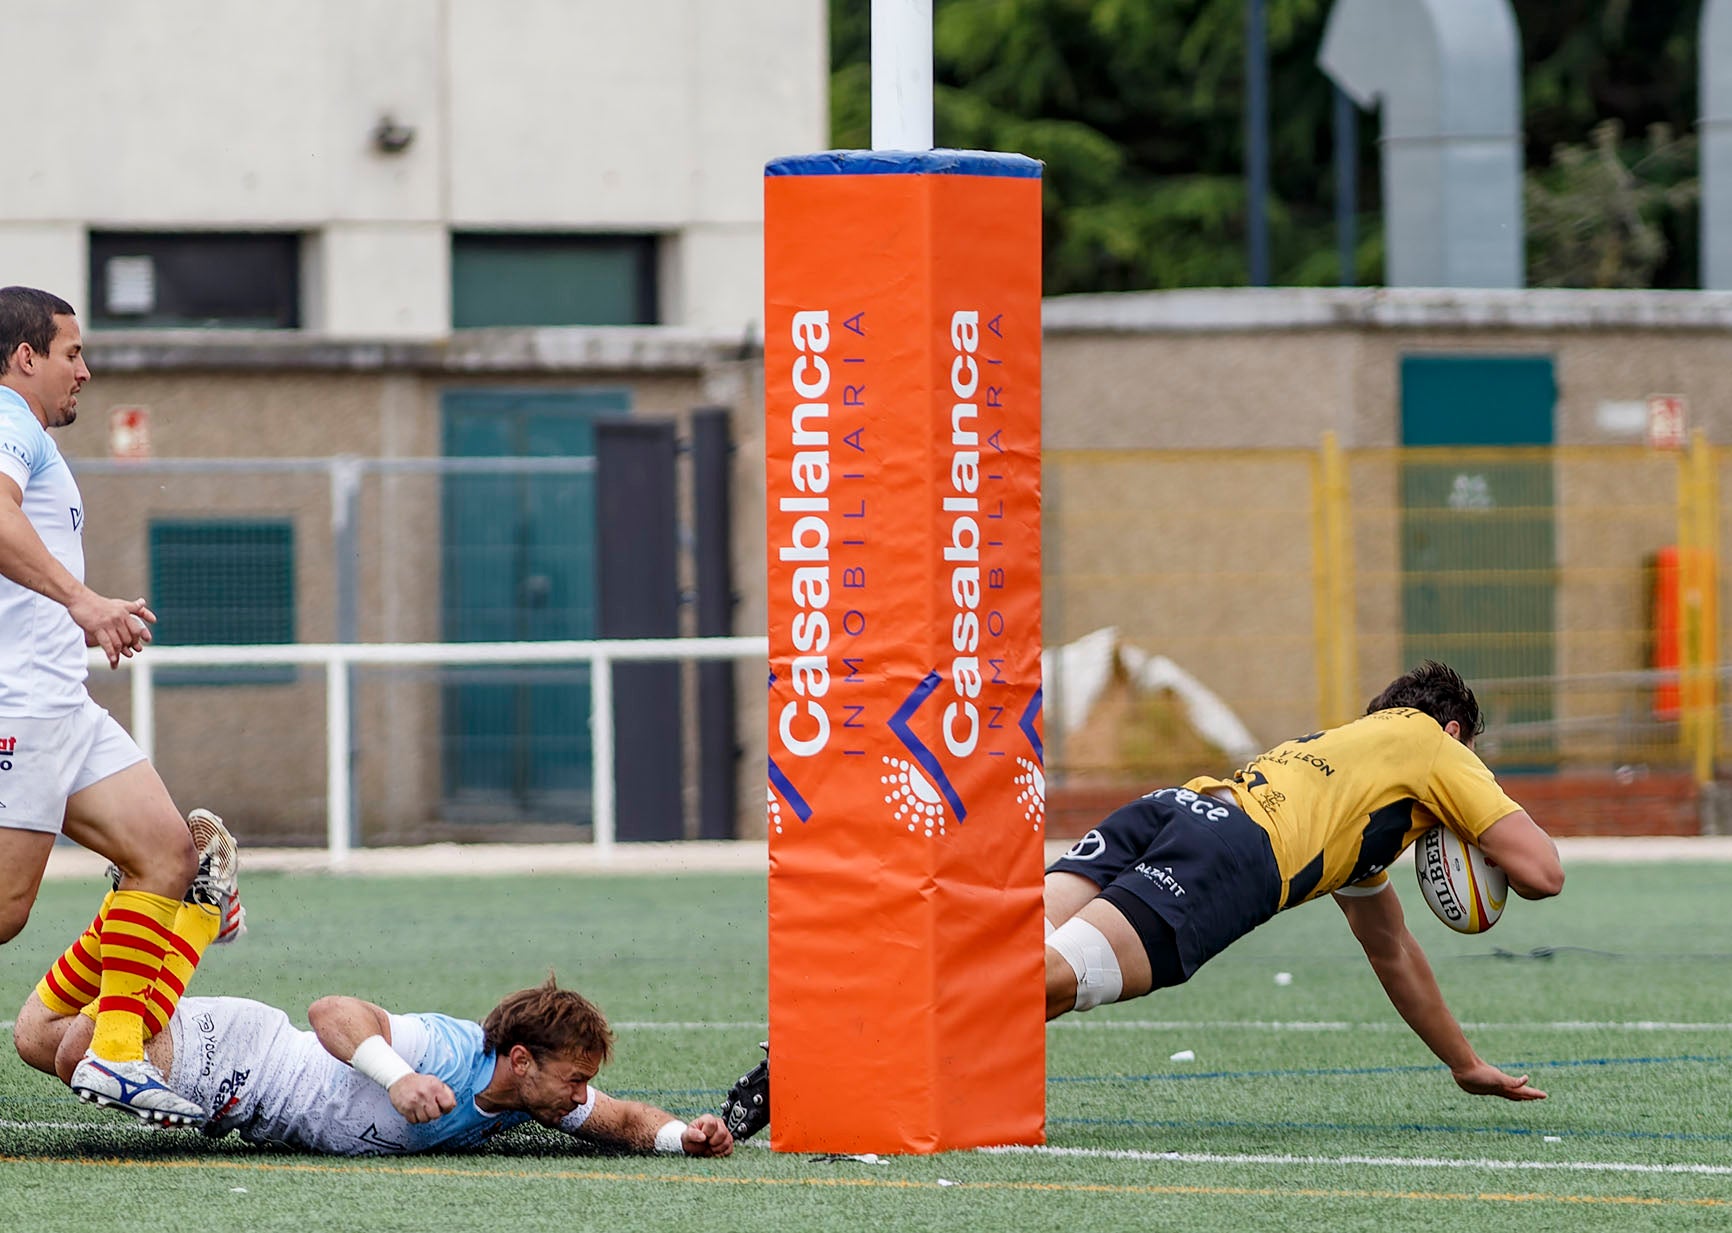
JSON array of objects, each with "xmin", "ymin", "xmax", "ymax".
[{"xmin": 1043, "ymin": 661, "xmax": 1565, "ymax": 1102}]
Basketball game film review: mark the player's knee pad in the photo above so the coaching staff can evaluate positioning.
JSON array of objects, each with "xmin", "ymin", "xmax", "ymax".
[{"xmin": 1047, "ymin": 917, "xmax": 1124, "ymax": 1012}]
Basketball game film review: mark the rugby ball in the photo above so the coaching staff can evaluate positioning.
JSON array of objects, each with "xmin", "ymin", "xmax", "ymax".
[{"xmin": 1414, "ymin": 824, "xmax": 1507, "ymax": 934}]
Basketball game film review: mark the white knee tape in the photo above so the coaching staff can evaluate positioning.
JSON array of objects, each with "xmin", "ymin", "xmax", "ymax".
[{"xmin": 1047, "ymin": 918, "xmax": 1124, "ymax": 1012}]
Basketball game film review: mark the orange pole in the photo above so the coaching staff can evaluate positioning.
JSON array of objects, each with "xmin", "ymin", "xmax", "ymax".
[{"xmin": 763, "ymin": 151, "xmax": 1046, "ymax": 1153}]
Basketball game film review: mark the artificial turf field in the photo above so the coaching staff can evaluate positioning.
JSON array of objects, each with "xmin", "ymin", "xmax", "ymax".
[{"xmin": 0, "ymin": 859, "xmax": 1728, "ymax": 1231}]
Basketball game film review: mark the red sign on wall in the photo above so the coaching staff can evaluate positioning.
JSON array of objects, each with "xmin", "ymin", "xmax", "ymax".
[
  {"xmin": 1646, "ymin": 394, "xmax": 1688, "ymax": 451},
  {"xmin": 108, "ymin": 405, "xmax": 152, "ymax": 460}
]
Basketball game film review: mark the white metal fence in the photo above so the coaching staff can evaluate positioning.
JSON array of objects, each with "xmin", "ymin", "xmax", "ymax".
[{"xmin": 97, "ymin": 635, "xmax": 768, "ymax": 867}]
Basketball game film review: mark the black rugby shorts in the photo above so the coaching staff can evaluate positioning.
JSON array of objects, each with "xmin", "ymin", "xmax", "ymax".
[{"xmin": 1047, "ymin": 787, "xmax": 1283, "ymax": 989}]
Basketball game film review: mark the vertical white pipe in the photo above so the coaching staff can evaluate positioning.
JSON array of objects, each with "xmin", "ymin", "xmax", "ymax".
[
  {"xmin": 872, "ymin": 0, "xmax": 934, "ymax": 150},
  {"xmin": 326, "ymin": 652, "xmax": 351, "ymax": 867},
  {"xmin": 592, "ymin": 650, "xmax": 615, "ymax": 860},
  {"xmin": 130, "ymin": 656, "xmax": 155, "ymax": 759}
]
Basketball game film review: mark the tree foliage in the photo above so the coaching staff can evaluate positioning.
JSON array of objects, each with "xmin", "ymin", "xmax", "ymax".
[
  {"xmin": 828, "ymin": 0, "xmax": 1706, "ymax": 293},
  {"xmin": 1527, "ymin": 120, "xmax": 1698, "ymax": 288}
]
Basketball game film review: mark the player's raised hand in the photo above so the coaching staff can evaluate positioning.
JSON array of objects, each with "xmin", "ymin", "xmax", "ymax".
[
  {"xmin": 1452, "ymin": 1061, "xmax": 1546, "ymax": 1101},
  {"xmin": 70, "ymin": 592, "xmax": 155, "ymax": 668},
  {"xmin": 390, "ymin": 1074, "xmax": 458, "ymax": 1123},
  {"xmin": 680, "ymin": 1113, "xmax": 734, "ymax": 1157}
]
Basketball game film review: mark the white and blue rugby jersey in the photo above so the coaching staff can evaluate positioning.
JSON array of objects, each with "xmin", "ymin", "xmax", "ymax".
[
  {"xmin": 0, "ymin": 386, "xmax": 88, "ymax": 714},
  {"xmin": 171, "ymin": 996, "xmax": 598, "ymax": 1156}
]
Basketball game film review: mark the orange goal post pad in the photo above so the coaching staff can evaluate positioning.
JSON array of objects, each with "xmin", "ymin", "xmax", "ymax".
[{"xmin": 763, "ymin": 150, "xmax": 1047, "ymax": 1154}]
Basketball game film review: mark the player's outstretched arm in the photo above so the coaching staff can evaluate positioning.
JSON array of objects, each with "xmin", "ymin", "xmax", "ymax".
[
  {"xmin": 575, "ymin": 1091, "xmax": 734, "ymax": 1158},
  {"xmin": 307, "ymin": 995, "xmax": 457, "ymax": 1124},
  {"xmin": 1336, "ymin": 885, "xmax": 1546, "ymax": 1102},
  {"xmin": 0, "ymin": 476, "xmax": 153, "ymax": 668},
  {"xmin": 1476, "ymin": 809, "xmax": 1564, "ymax": 901}
]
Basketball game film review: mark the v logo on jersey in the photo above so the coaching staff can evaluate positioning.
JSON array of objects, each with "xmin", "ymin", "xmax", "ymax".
[
  {"xmin": 70, "ymin": 507, "xmax": 83, "ymax": 532},
  {"xmin": 358, "ymin": 1122, "xmax": 409, "ymax": 1152}
]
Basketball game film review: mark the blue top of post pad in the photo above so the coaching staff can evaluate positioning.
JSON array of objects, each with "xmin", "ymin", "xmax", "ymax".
[{"xmin": 766, "ymin": 150, "xmax": 1042, "ymax": 178}]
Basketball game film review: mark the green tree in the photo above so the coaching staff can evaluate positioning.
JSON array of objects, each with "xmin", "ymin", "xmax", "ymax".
[
  {"xmin": 832, "ymin": 0, "xmax": 1365, "ymax": 293},
  {"xmin": 828, "ymin": 0, "xmax": 1706, "ymax": 293},
  {"xmin": 1527, "ymin": 120, "xmax": 1698, "ymax": 288},
  {"xmin": 1518, "ymin": 0, "xmax": 1702, "ymax": 287}
]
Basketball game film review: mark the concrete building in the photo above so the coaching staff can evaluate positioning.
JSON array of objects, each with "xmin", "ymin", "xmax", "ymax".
[
  {"xmin": 1, "ymin": 0, "xmax": 827, "ymax": 337},
  {"xmin": 7, "ymin": 5, "xmax": 1725, "ymax": 840},
  {"xmin": 48, "ymin": 288, "xmax": 1732, "ymax": 844}
]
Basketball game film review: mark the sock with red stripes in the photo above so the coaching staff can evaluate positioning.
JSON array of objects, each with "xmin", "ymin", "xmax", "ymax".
[
  {"xmin": 33, "ymin": 893, "xmax": 114, "ymax": 1016},
  {"xmin": 89, "ymin": 890, "xmax": 182, "ymax": 1063},
  {"xmin": 141, "ymin": 900, "xmax": 222, "ymax": 1037}
]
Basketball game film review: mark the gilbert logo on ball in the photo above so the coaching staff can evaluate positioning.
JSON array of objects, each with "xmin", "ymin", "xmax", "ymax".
[{"xmin": 1415, "ymin": 824, "xmax": 1508, "ymax": 933}]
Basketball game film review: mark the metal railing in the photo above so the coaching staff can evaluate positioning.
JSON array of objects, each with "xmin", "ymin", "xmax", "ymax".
[{"xmin": 98, "ymin": 635, "xmax": 768, "ymax": 867}]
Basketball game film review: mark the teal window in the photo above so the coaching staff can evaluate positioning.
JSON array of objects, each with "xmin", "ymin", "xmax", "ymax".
[
  {"xmin": 148, "ymin": 520, "xmax": 296, "ymax": 685},
  {"xmin": 451, "ymin": 234, "xmax": 658, "ymax": 328}
]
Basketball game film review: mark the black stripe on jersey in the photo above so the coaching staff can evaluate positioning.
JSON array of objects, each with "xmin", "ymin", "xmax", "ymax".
[
  {"xmin": 1286, "ymin": 851, "xmax": 1324, "ymax": 906},
  {"xmin": 1349, "ymin": 799, "xmax": 1417, "ymax": 885}
]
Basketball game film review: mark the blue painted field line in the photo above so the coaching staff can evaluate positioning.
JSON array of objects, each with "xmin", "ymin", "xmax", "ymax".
[
  {"xmin": 537, "ymin": 1053, "xmax": 1729, "ymax": 1105},
  {"xmin": 1049, "ymin": 1115, "xmax": 1732, "ymax": 1144},
  {"xmin": 1048, "ymin": 1054, "xmax": 1730, "ymax": 1085}
]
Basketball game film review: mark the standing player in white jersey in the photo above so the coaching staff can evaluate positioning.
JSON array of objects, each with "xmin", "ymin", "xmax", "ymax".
[{"xmin": 0, "ymin": 285, "xmax": 209, "ymax": 1126}]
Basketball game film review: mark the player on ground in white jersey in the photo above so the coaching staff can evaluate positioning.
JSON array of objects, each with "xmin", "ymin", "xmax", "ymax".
[
  {"xmin": 0, "ymin": 285, "xmax": 209, "ymax": 1127},
  {"xmin": 15, "ymin": 966, "xmax": 733, "ymax": 1159}
]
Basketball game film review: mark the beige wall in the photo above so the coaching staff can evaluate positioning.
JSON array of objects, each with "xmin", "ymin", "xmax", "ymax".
[
  {"xmin": 1, "ymin": 0, "xmax": 828, "ymax": 333},
  {"xmin": 1038, "ymin": 289, "xmax": 1732, "ymax": 760},
  {"xmin": 72, "ymin": 336, "xmax": 762, "ymax": 843}
]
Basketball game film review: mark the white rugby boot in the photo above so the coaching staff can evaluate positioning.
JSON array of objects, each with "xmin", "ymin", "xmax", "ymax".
[
  {"xmin": 69, "ymin": 1053, "xmax": 206, "ymax": 1127},
  {"xmin": 185, "ymin": 808, "xmax": 246, "ymax": 944}
]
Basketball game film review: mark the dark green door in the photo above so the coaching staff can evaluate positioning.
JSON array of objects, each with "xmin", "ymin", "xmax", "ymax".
[
  {"xmin": 1400, "ymin": 356, "xmax": 1555, "ymax": 764},
  {"xmin": 441, "ymin": 390, "xmax": 628, "ymax": 818}
]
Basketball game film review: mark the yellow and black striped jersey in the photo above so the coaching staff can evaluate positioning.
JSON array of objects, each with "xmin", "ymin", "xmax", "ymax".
[{"xmin": 1184, "ymin": 708, "xmax": 1522, "ymax": 909}]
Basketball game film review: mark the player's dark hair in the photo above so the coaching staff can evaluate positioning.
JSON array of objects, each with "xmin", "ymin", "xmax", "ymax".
[
  {"xmin": 1364, "ymin": 660, "xmax": 1484, "ymax": 739},
  {"xmin": 0, "ymin": 286, "xmax": 76, "ymax": 377},
  {"xmin": 482, "ymin": 974, "xmax": 614, "ymax": 1065}
]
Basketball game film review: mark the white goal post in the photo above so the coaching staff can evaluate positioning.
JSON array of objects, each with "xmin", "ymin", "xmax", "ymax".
[{"xmin": 97, "ymin": 636, "xmax": 769, "ymax": 866}]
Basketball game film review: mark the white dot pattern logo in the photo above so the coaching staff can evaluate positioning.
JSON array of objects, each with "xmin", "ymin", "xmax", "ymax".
[
  {"xmin": 882, "ymin": 756, "xmax": 947, "ymax": 837},
  {"xmin": 767, "ymin": 785, "xmax": 784, "ymax": 835},
  {"xmin": 1014, "ymin": 757, "xmax": 1045, "ymax": 831}
]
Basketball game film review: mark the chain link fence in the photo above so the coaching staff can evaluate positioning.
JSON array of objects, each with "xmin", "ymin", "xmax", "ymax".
[
  {"xmin": 68, "ymin": 442, "xmax": 1730, "ymax": 844},
  {"xmin": 1043, "ymin": 439, "xmax": 1723, "ymax": 814}
]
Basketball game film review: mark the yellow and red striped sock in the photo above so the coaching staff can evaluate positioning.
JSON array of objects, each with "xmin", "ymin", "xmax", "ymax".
[
  {"xmin": 34, "ymin": 893, "xmax": 114, "ymax": 1016},
  {"xmin": 141, "ymin": 900, "xmax": 222, "ymax": 1037},
  {"xmin": 89, "ymin": 890, "xmax": 181, "ymax": 1063}
]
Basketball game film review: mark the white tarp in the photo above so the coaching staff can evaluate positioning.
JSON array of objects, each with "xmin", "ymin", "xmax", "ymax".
[{"xmin": 1041, "ymin": 627, "xmax": 1260, "ymax": 764}]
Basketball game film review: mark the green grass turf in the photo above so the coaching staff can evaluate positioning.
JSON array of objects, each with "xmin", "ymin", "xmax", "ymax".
[{"xmin": 1, "ymin": 862, "xmax": 1728, "ymax": 1231}]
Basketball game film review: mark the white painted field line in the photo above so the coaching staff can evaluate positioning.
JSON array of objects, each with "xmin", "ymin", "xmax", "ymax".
[
  {"xmin": 7, "ymin": 1018, "xmax": 1727, "ymax": 1035},
  {"xmin": 1049, "ymin": 1019, "xmax": 1732, "ymax": 1032},
  {"xmin": 610, "ymin": 1021, "xmax": 767, "ymax": 1031},
  {"xmin": 0, "ymin": 1119, "xmax": 149, "ymax": 1134},
  {"xmin": 983, "ymin": 1144, "xmax": 1732, "ymax": 1177},
  {"xmin": 0, "ymin": 1018, "xmax": 772, "ymax": 1035}
]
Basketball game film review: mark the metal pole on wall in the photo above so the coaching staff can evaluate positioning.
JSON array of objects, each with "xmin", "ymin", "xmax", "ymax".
[
  {"xmin": 325, "ymin": 650, "xmax": 351, "ymax": 865},
  {"xmin": 873, "ymin": 0, "xmax": 934, "ymax": 150},
  {"xmin": 331, "ymin": 457, "xmax": 364, "ymax": 847},
  {"xmin": 1334, "ymin": 85, "xmax": 1358, "ymax": 286},
  {"xmin": 1246, "ymin": 0, "xmax": 1271, "ymax": 286},
  {"xmin": 130, "ymin": 656, "xmax": 155, "ymax": 760},
  {"xmin": 591, "ymin": 649, "xmax": 615, "ymax": 859}
]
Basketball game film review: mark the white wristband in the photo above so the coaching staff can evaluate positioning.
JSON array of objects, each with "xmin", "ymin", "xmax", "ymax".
[
  {"xmin": 653, "ymin": 1119, "xmax": 690, "ymax": 1155},
  {"xmin": 350, "ymin": 1035, "xmax": 415, "ymax": 1089}
]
